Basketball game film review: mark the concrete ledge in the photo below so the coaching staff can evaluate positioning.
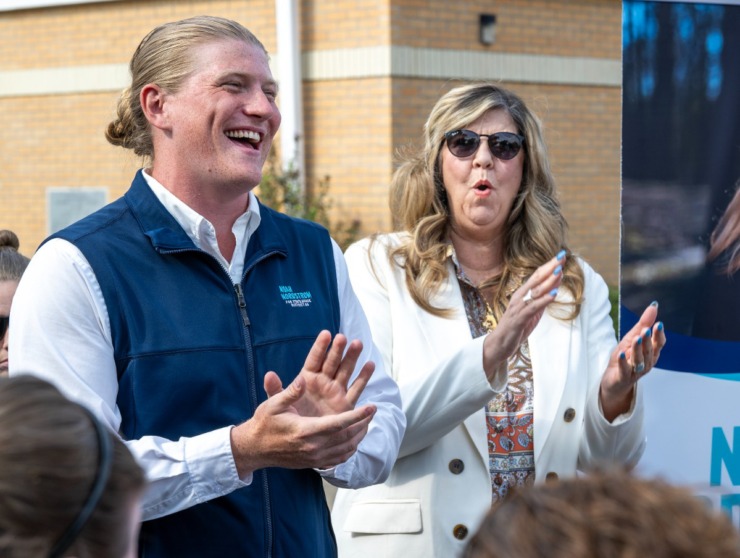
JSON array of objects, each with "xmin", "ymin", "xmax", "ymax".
[{"xmin": 0, "ymin": 46, "xmax": 620, "ymax": 98}]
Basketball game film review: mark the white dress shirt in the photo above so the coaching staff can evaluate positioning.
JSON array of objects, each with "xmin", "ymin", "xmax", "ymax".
[{"xmin": 9, "ymin": 172, "xmax": 404, "ymax": 521}]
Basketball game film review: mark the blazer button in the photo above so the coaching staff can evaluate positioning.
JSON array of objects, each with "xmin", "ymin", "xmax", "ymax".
[
  {"xmin": 563, "ymin": 408, "xmax": 576, "ymax": 422},
  {"xmin": 453, "ymin": 524, "xmax": 469, "ymax": 540},
  {"xmin": 448, "ymin": 459, "xmax": 465, "ymax": 474},
  {"xmin": 545, "ymin": 472, "xmax": 559, "ymax": 482}
]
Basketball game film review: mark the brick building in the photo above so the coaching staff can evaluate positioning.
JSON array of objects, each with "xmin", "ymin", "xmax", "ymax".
[{"xmin": 0, "ymin": 0, "xmax": 622, "ymax": 284}]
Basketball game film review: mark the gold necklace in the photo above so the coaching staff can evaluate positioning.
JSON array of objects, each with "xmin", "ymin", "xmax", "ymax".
[{"xmin": 483, "ymin": 299, "xmax": 498, "ymax": 331}]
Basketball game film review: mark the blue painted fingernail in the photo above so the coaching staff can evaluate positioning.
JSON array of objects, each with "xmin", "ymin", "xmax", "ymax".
[
  {"xmin": 556, "ymin": 249, "xmax": 567, "ymax": 261},
  {"xmin": 553, "ymin": 265, "xmax": 562, "ymax": 276},
  {"xmin": 637, "ymin": 337, "xmax": 643, "ymax": 345},
  {"xmin": 645, "ymin": 328, "xmax": 652, "ymax": 337},
  {"xmin": 657, "ymin": 322, "xmax": 664, "ymax": 331},
  {"xmin": 650, "ymin": 300, "xmax": 659, "ymax": 308},
  {"xmin": 619, "ymin": 352, "xmax": 626, "ymax": 360},
  {"xmin": 549, "ymin": 288, "xmax": 558, "ymax": 297}
]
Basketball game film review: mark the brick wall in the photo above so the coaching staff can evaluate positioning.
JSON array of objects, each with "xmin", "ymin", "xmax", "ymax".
[
  {"xmin": 0, "ymin": 0, "xmax": 622, "ymax": 284},
  {"xmin": 302, "ymin": 0, "xmax": 390, "ymax": 49},
  {"xmin": 303, "ymin": 77, "xmax": 393, "ymax": 235},
  {"xmin": 0, "ymin": 0, "xmax": 277, "ymax": 255},
  {"xmin": 390, "ymin": 0, "xmax": 620, "ymax": 57}
]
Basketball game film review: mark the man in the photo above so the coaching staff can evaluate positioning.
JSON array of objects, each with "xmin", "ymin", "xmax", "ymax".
[{"xmin": 9, "ymin": 16, "xmax": 404, "ymax": 558}]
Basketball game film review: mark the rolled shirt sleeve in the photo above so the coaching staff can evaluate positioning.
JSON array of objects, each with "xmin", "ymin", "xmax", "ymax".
[
  {"xmin": 9, "ymin": 239, "xmax": 248, "ymax": 521},
  {"xmin": 320, "ymin": 240, "xmax": 406, "ymax": 488}
]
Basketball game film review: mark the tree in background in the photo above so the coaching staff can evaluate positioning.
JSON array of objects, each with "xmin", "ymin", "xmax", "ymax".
[{"xmin": 256, "ymin": 155, "xmax": 361, "ymax": 251}]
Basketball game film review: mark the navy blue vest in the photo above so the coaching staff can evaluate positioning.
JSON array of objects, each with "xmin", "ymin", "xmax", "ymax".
[{"xmin": 52, "ymin": 171, "xmax": 341, "ymax": 557}]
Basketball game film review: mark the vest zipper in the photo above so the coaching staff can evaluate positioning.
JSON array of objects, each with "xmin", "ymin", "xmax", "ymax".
[
  {"xmin": 238, "ymin": 258, "xmax": 280, "ymax": 558},
  {"xmin": 234, "ymin": 283, "xmax": 250, "ymax": 327},
  {"xmin": 233, "ymin": 282, "xmax": 272, "ymax": 557}
]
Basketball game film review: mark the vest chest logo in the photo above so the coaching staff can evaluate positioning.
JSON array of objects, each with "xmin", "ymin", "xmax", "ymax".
[{"xmin": 279, "ymin": 285, "xmax": 313, "ymax": 308}]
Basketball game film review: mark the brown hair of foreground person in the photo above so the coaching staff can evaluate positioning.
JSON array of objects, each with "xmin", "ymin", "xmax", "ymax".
[
  {"xmin": 0, "ymin": 375, "xmax": 146, "ymax": 558},
  {"xmin": 464, "ymin": 469, "xmax": 740, "ymax": 558}
]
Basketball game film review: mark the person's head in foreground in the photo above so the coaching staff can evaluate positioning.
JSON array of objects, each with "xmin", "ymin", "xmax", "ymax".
[
  {"xmin": 464, "ymin": 469, "xmax": 740, "ymax": 558},
  {"xmin": 0, "ymin": 375, "xmax": 145, "ymax": 558},
  {"xmin": 0, "ymin": 230, "xmax": 30, "ymax": 376}
]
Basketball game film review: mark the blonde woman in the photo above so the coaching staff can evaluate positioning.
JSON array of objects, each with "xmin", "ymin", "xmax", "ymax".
[{"xmin": 332, "ymin": 83, "xmax": 666, "ymax": 557}]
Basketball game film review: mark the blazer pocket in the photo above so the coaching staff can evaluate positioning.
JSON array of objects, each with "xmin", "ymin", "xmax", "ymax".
[{"xmin": 342, "ymin": 499, "xmax": 422, "ymax": 534}]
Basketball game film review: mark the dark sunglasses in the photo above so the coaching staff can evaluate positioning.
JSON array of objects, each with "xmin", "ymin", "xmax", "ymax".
[
  {"xmin": 0, "ymin": 316, "xmax": 8, "ymax": 338},
  {"xmin": 444, "ymin": 129, "xmax": 525, "ymax": 160}
]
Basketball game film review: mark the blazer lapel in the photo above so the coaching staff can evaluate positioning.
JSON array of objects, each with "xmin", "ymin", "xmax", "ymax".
[{"xmin": 414, "ymin": 263, "xmax": 490, "ymax": 470}]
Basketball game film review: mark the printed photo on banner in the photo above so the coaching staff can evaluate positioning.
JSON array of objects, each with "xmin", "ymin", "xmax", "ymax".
[{"xmin": 621, "ymin": 0, "xmax": 740, "ymax": 527}]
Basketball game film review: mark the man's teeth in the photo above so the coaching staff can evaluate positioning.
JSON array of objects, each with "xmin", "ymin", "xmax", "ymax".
[{"xmin": 225, "ymin": 130, "xmax": 260, "ymax": 143}]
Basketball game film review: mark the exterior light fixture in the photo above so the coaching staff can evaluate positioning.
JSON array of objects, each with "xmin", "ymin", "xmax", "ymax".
[{"xmin": 480, "ymin": 13, "xmax": 497, "ymax": 45}]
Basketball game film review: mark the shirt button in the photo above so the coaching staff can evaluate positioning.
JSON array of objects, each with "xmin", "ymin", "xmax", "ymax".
[
  {"xmin": 453, "ymin": 524, "xmax": 469, "ymax": 540},
  {"xmin": 563, "ymin": 408, "xmax": 576, "ymax": 422},
  {"xmin": 448, "ymin": 459, "xmax": 465, "ymax": 474},
  {"xmin": 546, "ymin": 472, "xmax": 559, "ymax": 482},
  {"xmin": 493, "ymin": 475, "xmax": 503, "ymax": 486}
]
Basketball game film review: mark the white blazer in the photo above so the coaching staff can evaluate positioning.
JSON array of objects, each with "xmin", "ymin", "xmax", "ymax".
[{"xmin": 332, "ymin": 233, "xmax": 645, "ymax": 558}]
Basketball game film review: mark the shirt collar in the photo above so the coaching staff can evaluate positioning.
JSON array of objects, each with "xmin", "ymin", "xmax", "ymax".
[
  {"xmin": 446, "ymin": 243, "xmax": 477, "ymax": 287},
  {"xmin": 140, "ymin": 170, "xmax": 261, "ymax": 282}
]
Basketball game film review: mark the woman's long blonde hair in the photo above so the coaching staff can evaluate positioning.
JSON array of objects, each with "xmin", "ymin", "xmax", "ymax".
[
  {"xmin": 707, "ymin": 183, "xmax": 740, "ymax": 275},
  {"xmin": 387, "ymin": 83, "xmax": 583, "ymax": 321}
]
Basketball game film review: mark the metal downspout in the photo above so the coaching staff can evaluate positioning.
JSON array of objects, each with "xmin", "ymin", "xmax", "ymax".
[{"xmin": 275, "ymin": 0, "xmax": 305, "ymax": 193}]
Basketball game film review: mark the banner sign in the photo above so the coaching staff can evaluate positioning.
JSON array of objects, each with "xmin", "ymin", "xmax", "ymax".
[{"xmin": 621, "ymin": 0, "xmax": 740, "ymax": 526}]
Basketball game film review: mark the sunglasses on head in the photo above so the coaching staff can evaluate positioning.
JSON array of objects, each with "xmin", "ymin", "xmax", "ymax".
[
  {"xmin": 0, "ymin": 316, "xmax": 8, "ymax": 338},
  {"xmin": 444, "ymin": 129, "xmax": 525, "ymax": 160}
]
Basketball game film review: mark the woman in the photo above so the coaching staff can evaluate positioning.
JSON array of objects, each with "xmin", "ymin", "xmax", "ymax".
[
  {"xmin": 331, "ymin": 83, "xmax": 665, "ymax": 557},
  {"xmin": 0, "ymin": 375, "xmax": 146, "ymax": 557},
  {"xmin": 0, "ymin": 230, "xmax": 30, "ymax": 376}
]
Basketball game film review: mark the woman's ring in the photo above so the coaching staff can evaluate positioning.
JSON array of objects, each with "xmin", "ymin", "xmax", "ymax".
[
  {"xmin": 523, "ymin": 289, "xmax": 534, "ymax": 304},
  {"xmin": 633, "ymin": 362, "xmax": 645, "ymax": 374}
]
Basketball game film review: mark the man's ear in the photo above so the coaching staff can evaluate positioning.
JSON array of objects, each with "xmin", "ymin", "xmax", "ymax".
[{"xmin": 140, "ymin": 83, "xmax": 170, "ymax": 131}]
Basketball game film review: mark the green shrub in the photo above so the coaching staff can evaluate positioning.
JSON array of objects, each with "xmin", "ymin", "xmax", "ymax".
[
  {"xmin": 257, "ymin": 157, "xmax": 361, "ymax": 251},
  {"xmin": 609, "ymin": 284, "xmax": 620, "ymax": 335}
]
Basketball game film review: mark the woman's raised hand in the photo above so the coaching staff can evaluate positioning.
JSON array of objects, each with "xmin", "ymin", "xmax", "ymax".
[
  {"xmin": 482, "ymin": 250, "xmax": 566, "ymax": 382},
  {"xmin": 600, "ymin": 302, "xmax": 666, "ymax": 421}
]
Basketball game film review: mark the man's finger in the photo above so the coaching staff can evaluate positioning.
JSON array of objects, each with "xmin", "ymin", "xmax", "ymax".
[
  {"xmin": 321, "ymin": 334, "xmax": 348, "ymax": 379},
  {"xmin": 319, "ymin": 404, "xmax": 376, "ymax": 434},
  {"xmin": 269, "ymin": 375, "xmax": 305, "ymax": 411},
  {"xmin": 264, "ymin": 371, "xmax": 284, "ymax": 398},
  {"xmin": 334, "ymin": 339, "xmax": 364, "ymax": 389},
  {"xmin": 301, "ymin": 330, "xmax": 333, "ymax": 373},
  {"xmin": 346, "ymin": 360, "xmax": 375, "ymax": 406}
]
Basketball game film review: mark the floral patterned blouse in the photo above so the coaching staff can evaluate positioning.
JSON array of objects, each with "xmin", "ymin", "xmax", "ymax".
[{"xmin": 451, "ymin": 250, "xmax": 536, "ymax": 503}]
